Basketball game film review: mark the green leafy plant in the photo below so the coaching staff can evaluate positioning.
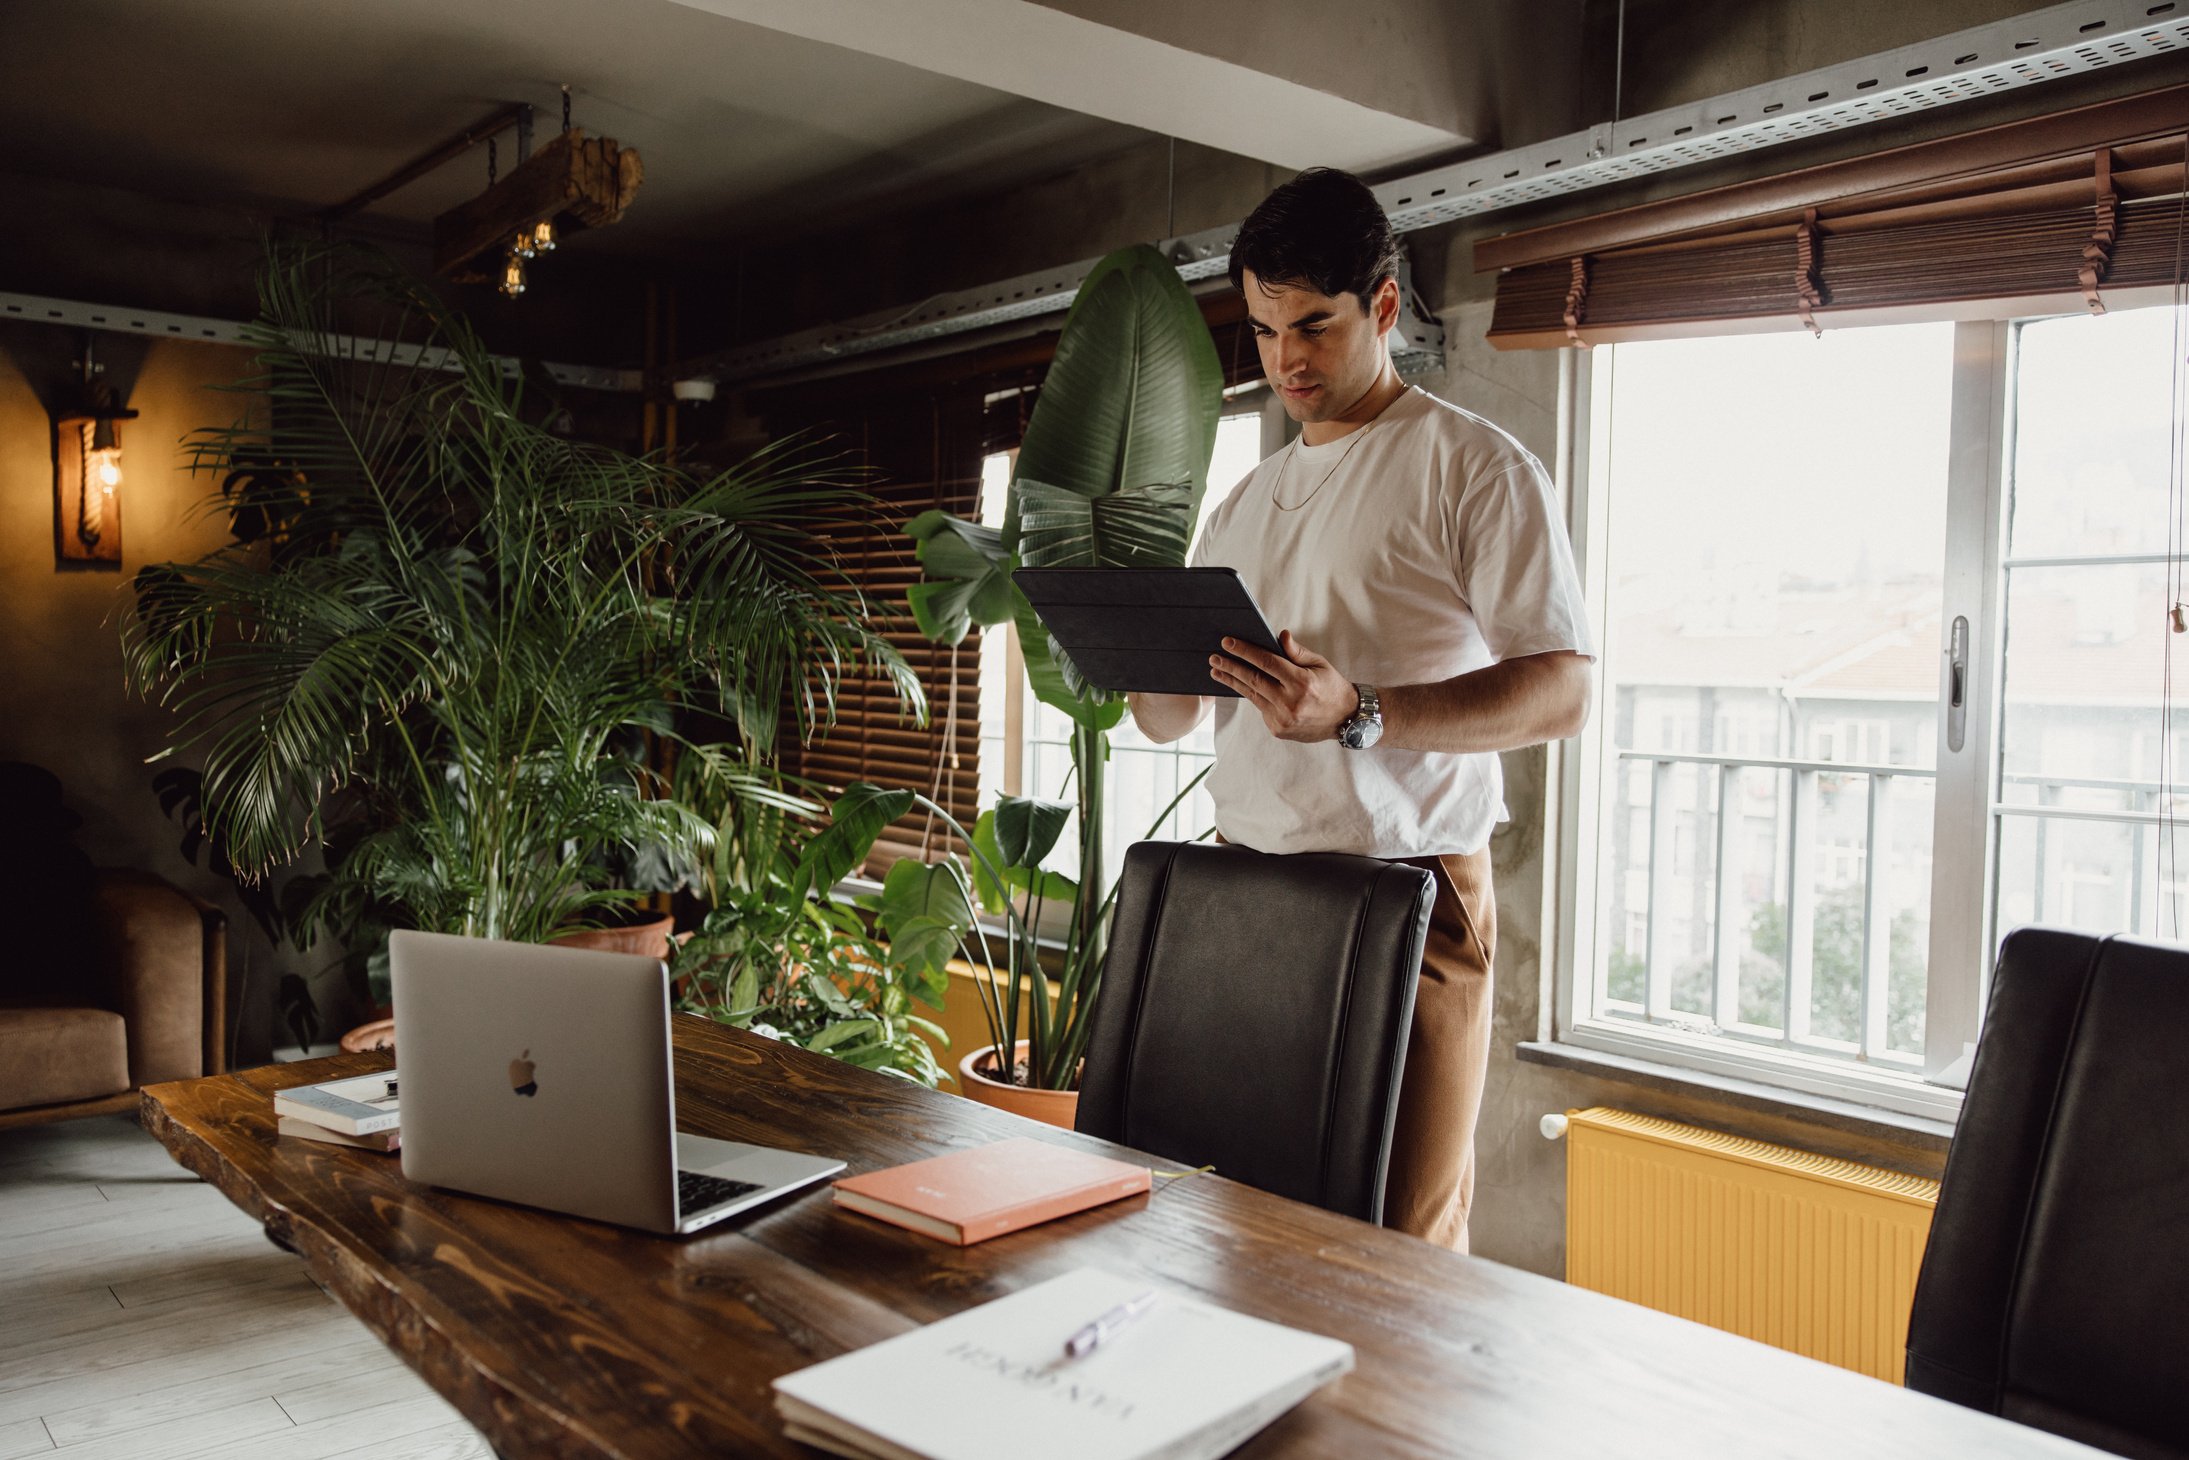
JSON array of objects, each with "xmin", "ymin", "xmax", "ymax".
[
  {"xmin": 122, "ymin": 242, "xmax": 917, "ymax": 992},
  {"xmin": 905, "ymin": 244, "xmax": 1223, "ymax": 1089},
  {"xmin": 672, "ymin": 783, "xmax": 958, "ymax": 1085}
]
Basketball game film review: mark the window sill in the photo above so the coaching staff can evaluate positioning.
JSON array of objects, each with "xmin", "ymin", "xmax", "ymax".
[{"xmin": 1515, "ymin": 1040, "xmax": 1955, "ymax": 1154}]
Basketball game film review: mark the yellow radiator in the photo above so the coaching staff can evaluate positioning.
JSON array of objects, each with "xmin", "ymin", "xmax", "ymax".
[{"xmin": 1562, "ymin": 1107, "xmax": 1940, "ymax": 1384}]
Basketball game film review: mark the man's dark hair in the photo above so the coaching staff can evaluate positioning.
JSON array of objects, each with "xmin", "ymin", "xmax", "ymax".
[{"xmin": 1228, "ymin": 168, "xmax": 1403, "ymax": 311}]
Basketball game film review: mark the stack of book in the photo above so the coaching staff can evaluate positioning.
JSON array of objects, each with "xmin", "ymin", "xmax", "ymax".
[{"xmin": 274, "ymin": 1071, "xmax": 402, "ymax": 1153}]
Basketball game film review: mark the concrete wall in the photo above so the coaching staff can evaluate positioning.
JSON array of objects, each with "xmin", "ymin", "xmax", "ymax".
[
  {"xmin": 1590, "ymin": 0, "xmax": 2044, "ymax": 118},
  {"xmin": 0, "ymin": 324, "xmax": 293, "ymax": 1062}
]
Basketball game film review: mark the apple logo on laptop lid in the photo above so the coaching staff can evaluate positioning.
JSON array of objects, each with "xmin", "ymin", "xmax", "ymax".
[{"xmin": 509, "ymin": 1049, "xmax": 538, "ymax": 1097}]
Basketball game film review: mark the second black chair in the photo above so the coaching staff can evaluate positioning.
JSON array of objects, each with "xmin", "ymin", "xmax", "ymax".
[
  {"xmin": 1905, "ymin": 927, "xmax": 2189, "ymax": 1459},
  {"xmin": 1072, "ymin": 840, "xmax": 1436, "ymax": 1225}
]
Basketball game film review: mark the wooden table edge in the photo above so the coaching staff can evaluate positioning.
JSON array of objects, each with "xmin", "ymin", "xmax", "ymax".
[{"xmin": 139, "ymin": 1073, "xmax": 628, "ymax": 1459}]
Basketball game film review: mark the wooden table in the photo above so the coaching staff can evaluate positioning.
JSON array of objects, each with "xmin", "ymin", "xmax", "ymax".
[{"xmin": 142, "ymin": 1018, "xmax": 2097, "ymax": 1460}]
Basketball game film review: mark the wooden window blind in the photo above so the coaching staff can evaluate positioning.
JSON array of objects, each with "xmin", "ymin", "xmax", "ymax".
[
  {"xmin": 758, "ymin": 388, "xmax": 986, "ymax": 875},
  {"xmin": 1482, "ymin": 84, "xmax": 2189, "ymax": 349}
]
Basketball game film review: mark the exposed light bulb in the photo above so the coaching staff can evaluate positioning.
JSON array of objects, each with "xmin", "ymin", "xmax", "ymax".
[
  {"xmin": 500, "ymin": 251, "xmax": 528, "ymax": 298},
  {"xmin": 532, "ymin": 219, "xmax": 556, "ymax": 253},
  {"xmin": 93, "ymin": 449, "xmax": 122, "ymax": 491},
  {"xmin": 511, "ymin": 229, "xmax": 537, "ymax": 260}
]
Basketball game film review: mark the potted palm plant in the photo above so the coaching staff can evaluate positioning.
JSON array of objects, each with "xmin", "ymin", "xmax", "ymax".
[
  {"xmin": 123, "ymin": 243, "xmax": 917, "ymax": 1049},
  {"xmin": 904, "ymin": 243, "xmax": 1223, "ymax": 1121}
]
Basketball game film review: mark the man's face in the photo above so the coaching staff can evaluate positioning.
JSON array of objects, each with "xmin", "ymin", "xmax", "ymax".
[{"xmin": 1244, "ymin": 270, "xmax": 1398, "ymax": 425}]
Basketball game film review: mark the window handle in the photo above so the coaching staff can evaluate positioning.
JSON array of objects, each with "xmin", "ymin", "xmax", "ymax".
[{"xmin": 1946, "ymin": 615, "xmax": 1970, "ymax": 753}]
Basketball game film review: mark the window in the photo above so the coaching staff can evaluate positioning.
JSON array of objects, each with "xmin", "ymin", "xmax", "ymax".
[
  {"xmin": 1567, "ymin": 306, "xmax": 2189, "ymax": 1120},
  {"xmin": 1996, "ymin": 307, "xmax": 2189, "ymax": 948},
  {"xmin": 976, "ymin": 407, "xmax": 1270, "ymax": 892}
]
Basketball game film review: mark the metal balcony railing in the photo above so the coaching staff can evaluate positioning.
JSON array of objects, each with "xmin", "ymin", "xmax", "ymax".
[
  {"xmin": 1610, "ymin": 752, "xmax": 2189, "ymax": 1067},
  {"xmin": 1610, "ymin": 750, "xmax": 1935, "ymax": 1070}
]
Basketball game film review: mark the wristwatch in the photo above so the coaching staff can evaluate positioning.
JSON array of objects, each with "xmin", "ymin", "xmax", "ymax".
[{"xmin": 1337, "ymin": 684, "xmax": 1383, "ymax": 750}]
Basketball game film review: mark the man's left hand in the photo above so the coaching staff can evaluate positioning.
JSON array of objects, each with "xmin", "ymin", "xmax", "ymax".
[{"xmin": 1210, "ymin": 631, "xmax": 1359, "ymax": 743}]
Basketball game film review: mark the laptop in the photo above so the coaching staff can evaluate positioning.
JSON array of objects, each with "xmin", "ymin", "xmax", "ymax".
[{"xmin": 390, "ymin": 929, "xmax": 844, "ymax": 1235}]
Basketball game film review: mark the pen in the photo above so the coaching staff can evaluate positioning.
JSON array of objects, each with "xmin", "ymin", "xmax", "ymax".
[{"xmin": 1064, "ymin": 1289, "xmax": 1161, "ymax": 1359}]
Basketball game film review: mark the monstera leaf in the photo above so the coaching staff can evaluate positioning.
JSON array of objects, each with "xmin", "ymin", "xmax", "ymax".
[
  {"xmin": 1004, "ymin": 248, "xmax": 1221, "ymax": 722},
  {"xmin": 1012, "ymin": 479, "xmax": 1197, "ymax": 572},
  {"xmin": 890, "ymin": 246, "xmax": 1222, "ymax": 1090},
  {"xmin": 902, "ymin": 245, "xmax": 1219, "ymax": 731},
  {"xmin": 994, "ymin": 794, "xmax": 1072, "ymax": 870},
  {"xmin": 876, "ymin": 858, "xmax": 976, "ymax": 981},
  {"xmin": 1005, "ymin": 246, "xmax": 1224, "ymax": 536},
  {"xmin": 905, "ymin": 511, "xmax": 1013, "ymax": 646},
  {"xmin": 966, "ymin": 807, "xmax": 1078, "ymax": 915}
]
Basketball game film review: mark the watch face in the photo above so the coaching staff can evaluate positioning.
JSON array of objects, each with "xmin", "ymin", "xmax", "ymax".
[{"xmin": 1341, "ymin": 717, "xmax": 1383, "ymax": 750}]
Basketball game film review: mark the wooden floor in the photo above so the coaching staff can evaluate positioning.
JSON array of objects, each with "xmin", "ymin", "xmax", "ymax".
[{"xmin": 0, "ymin": 1114, "xmax": 490, "ymax": 1460}]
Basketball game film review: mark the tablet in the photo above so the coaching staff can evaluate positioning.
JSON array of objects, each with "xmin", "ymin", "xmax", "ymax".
[{"xmin": 1012, "ymin": 567, "xmax": 1282, "ymax": 697}]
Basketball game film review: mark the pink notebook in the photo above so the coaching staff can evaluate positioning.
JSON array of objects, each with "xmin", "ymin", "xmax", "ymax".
[{"xmin": 832, "ymin": 1137, "xmax": 1151, "ymax": 1245}]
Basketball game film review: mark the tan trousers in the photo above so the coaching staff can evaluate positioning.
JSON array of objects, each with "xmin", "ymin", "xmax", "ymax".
[{"xmin": 1382, "ymin": 846, "xmax": 1497, "ymax": 1253}]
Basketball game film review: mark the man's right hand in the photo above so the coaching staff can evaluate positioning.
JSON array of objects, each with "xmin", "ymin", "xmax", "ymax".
[{"xmin": 1127, "ymin": 691, "xmax": 1212, "ymax": 744}]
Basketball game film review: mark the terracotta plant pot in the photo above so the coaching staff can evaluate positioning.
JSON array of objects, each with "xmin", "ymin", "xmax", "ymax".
[
  {"xmin": 339, "ymin": 1011, "xmax": 395, "ymax": 1055},
  {"xmin": 549, "ymin": 912, "xmax": 676, "ymax": 961},
  {"xmin": 957, "ymin": 1041, "xmax": 1079, "ymax": 1130},
  {"xmin": 331, "ymin": 914, "xmax": 678, "ymax": 1058}
]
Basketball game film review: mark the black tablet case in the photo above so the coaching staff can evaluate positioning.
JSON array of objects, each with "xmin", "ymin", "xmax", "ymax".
[{"xmin": 1012, "ymin": 567, "xmax": 1282, "ymax": 697}]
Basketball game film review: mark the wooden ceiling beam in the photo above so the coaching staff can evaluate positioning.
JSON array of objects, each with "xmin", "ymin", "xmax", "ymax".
[{"xmin": 432, "ymin": 129, "xmax": 644, "ymax": 281}]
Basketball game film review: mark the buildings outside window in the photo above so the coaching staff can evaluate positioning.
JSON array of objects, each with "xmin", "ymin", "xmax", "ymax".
[{"xmin": 1570, "ymin": 306, "xmax": 2189, "ymax": 1118}]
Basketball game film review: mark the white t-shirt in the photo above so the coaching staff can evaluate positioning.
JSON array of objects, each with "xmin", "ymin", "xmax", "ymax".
[{"xmin": 1190, "ymin": 386, "xmax": 1594, "ymax": 858}]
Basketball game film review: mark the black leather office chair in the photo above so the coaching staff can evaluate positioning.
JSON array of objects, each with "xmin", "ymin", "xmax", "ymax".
[
  {"xmin": 1073, "ymin": 841, "xmax": 1436, "ymax": 1225},
  {"xmin": 1904, "ymin": 927, "xmax": 2189, "ymax": 1459}
]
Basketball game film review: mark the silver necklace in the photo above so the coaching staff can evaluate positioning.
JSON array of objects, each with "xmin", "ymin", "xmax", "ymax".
[{"xmin": 1271, "ymin": 421, "xmax": 1377, "ymax": 512}]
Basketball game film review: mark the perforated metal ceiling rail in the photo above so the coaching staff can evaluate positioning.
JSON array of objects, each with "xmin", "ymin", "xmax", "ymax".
[
  {"xmin": 691, "ymin": 0, "xmax": 2189, "ymax": 385},
  {"xmin": 1373, "ymin": 0, "xmax": 2189, "ymax": 229},
  {"xmin": 0, "ymin": 291, "xmax": 646, "ymax": 393}
]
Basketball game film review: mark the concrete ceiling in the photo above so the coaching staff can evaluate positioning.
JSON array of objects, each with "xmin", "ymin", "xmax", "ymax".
[
  {"xmin": 667, "ymin": 0, "xmax": 1483, "ymax": 171},
  {"xmin": 0, "ymin": 0, "xmax": 1156, "ymax": 262},
  {"xmin": 0, "ymin": 0, "xmax": 1571, "ymax": 270}
]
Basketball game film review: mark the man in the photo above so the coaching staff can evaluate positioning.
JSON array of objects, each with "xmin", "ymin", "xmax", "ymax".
[{"xmin": 1128, "ymin": 168, "xmax": 1593, "ymax": 1253}]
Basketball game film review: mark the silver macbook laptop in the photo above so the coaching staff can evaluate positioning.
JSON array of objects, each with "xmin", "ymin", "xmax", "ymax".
[{"xmin": 390, "ymin": 929, "xmax": 844, "ymax": 1235}]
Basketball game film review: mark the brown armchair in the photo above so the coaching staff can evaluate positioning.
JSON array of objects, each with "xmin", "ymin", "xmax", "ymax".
[{"xmin": 0, "ymin": 869, "xmax": 226, "ymax": 1128}]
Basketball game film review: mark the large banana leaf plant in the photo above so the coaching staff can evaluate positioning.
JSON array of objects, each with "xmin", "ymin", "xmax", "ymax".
[
  {"xmin": 905, "ymin": 244, "xmax": 1222, "ymax": 1089},
  {"xmin": 122, "ymin": 242, "xmax": 917, "ymax": 990}
]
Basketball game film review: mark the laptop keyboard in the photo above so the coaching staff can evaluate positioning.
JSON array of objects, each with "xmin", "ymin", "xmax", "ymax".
[{"xmin": 678, "ymin": 1169, "xmax": 765, "ymax": 1216}]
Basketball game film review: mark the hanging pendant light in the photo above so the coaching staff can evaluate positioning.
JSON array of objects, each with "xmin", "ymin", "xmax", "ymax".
[
  {"xmin": 500, "ymin": 249, "xmax": 528, "ymax": 298},
  {"xmin": 532, "ymin": 219, "xmax": 556, "ymax": 253}
]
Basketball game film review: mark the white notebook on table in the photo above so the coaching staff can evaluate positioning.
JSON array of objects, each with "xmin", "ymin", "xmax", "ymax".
[{"xmin": 771, "ymin": 1268, "xmax": 1354, "ymax": 1460}]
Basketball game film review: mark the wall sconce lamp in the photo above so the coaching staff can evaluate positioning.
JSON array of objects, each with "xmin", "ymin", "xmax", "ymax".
[{"xmin": 52, "ymin": 338, "xmax": 137, "ymax": 566}]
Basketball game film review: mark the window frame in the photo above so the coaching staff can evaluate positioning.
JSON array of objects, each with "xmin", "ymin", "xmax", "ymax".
[{"xmin": 1554, "ymin": 317, "xmax": 2033, "ymax": 1125}]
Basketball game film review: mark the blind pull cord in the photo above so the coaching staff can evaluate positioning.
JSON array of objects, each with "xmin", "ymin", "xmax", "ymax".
[
  {"xmin": 918, "ymin": 399, "xmax": 958, "ymax": 865},
  {"xmin": 1796, "ymin": 209, "xmax": 1825, "ymax": 338},
  {"xmin": 1562, "ymin": 256, "xmax": 1591, "ymax": 348},
  {"xmin": 2079, "ymin": 147, "xmax": 2119, "ymax": 316},
  {"xmin": 920, "ymin": 641, "xmax": 963, "ymax": 864}
]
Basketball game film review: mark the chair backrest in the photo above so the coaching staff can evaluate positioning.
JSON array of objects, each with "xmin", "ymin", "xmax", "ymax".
[
  {"xmin": 1073, "ymin": 841, "xmax": 1435, "ymax": 1224},
  {"xmin": 1905, "ymin": 927, "xmax": 2189, "ymax": 1458}
]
